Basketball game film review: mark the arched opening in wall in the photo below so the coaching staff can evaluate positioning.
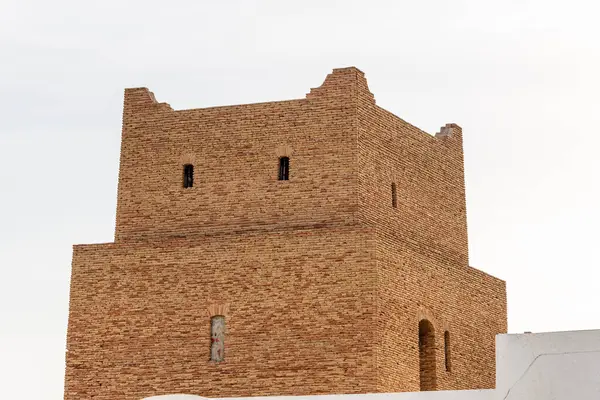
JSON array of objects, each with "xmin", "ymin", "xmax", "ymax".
[{"xmin": 419, "ymin": 319, "xmax": 436, "ymax": 391}]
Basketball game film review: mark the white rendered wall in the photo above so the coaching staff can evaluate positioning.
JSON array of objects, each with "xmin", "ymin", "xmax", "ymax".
[
  {"xmin": 218, "ymin": 392, "xmax": 493, "ymax": 400},
  {"xmin": 143, "ymin": 329, "xmax": 600, "ymax": 400},
  {"xmin": 143, "ymin": 392, "xmax": 493, "ymax": 400},
  {"xmin": 143, "ymin": 396, "xmax": 205, "ymax": 400},
  {"xmin": 495, "ymin": 329, "xmax": 600, "ymax": 399}
]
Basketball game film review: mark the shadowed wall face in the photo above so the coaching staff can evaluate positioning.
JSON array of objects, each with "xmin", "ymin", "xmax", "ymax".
[{"xmin": 353, "ymin": 67, "xmax": 506, "ymax": 392}]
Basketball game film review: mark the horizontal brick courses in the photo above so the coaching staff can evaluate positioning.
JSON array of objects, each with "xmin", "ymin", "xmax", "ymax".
[{"xmin": 64, "ymin": 67, "xmax": 506, "ymax": 399}]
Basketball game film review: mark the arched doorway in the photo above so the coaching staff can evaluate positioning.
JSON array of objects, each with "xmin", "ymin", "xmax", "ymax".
[{"xmin": 419, "ymin": 319, "xmax": 436, "ymax": 391}]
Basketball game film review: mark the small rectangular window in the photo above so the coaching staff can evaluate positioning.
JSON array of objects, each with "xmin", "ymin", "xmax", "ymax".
[
  {"xmin": 391, "ymin": 182, "xmax": 397, "ymax": 208},
  {"xmin": 183, "ymin": 164, "xmax": 194, "ymax": 188},
  {"xmin": 278, "ymin": 157, "xmax": 289, "ymax": 181}
]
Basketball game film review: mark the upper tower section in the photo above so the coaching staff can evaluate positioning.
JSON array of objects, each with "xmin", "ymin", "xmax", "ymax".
[
  {"xmin": 114, "ymin": 67, "xmax": 469, "ymax": 262},
  {"xmin": 356, "ymin": 89, "xmax": 468, "ymax": 265},
  {"xmin": 114, "ymin": 68, "xmax": 367, "ymax": 242}
]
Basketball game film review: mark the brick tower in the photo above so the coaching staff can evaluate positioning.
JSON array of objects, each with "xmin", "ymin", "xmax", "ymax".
[{"xmin": 64, "ymin": 67, "xmax": 507, "ymax": 399}]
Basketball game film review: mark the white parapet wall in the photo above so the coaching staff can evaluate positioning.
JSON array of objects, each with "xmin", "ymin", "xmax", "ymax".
[
  {"xmin": 495, "ymin": 329, "xmax": 600, "ymax": 399},
  {"xmin": 221, "ymin": 392, "xmax": 494, "ymax": 400},
  {"xmin": 144, "ymin": 397, "xmax": 206, "ymax": 400},
  {"xmin": 143, "ymin": 329, "xmax": 600, "ymax": 400},
  {"xmin": 143, "ymin": 397, "xmax": 206, "ymax": 400},
  {"xmin": 143, "ymin": 392, "xmax": 493, "ymax": 400}
]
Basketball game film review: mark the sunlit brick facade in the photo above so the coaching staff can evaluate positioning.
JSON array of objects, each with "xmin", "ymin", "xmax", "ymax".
[{"xmin": 64, "ymin": 67, "xmax": 507, "ymax": 399}]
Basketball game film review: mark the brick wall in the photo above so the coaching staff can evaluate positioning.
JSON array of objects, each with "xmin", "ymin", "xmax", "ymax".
[
  {"xmin": 64, "ymin": 67, "xmax": 507, "ymax": 399},
  {"xmin": 351, "ymin": 67, "xmax": 507, "ymax": 391},
  {"xmin": 64, "ymin": 228, "xmax": 377, "ymax": 399},
  {"xmin": 115, "ymin": 80, "xmax": 358, "ymax": 242},
  {"xmin": 374, "ymin": 244, "xmax": 507, "ymax": 392}
]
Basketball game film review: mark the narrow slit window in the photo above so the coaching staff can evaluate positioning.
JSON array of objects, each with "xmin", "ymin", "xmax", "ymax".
[
  {"xmin": 210, "ymin": 315, "xmax": 225, "ymax": 362},
  {"xmin": 444, "ymin": 330, "xmax": 451, "ymax": 372},
  {"xmin": 278, "ymin": 157, "xmax": 289, "ymax": 181},
  {"xmin": 391, "ymin": 182, "xmax": 397, "ymax": 208},
  {"xmin": 183, "ymin": 164, "xmax": 194, "ymax": 188}
]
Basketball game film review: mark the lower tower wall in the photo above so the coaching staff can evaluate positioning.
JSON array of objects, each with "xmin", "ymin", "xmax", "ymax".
[
  {"xmin": 64, "ymin": 227, "xmax": 376, "ymax": 399},
  {"xmin": 376, "ymin": 239, "xmax": 507, "ymax": 392}
]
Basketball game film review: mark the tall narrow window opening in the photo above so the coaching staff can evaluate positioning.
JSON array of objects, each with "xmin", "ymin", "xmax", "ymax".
[
  {"xmin": 444, "ymin": 330, "xmax": 451, "ymax": 372},
  {"xmin": 210, "ymin": 315, "xmax": 225, "ymax": 362},
  {"xmin": 183, "ymin": 164, "xmax": 194, "ymax": 188},
  {"xmin": 419, "ymin": 319, "xmax": 437, "ymax": 391},
  {"xmin": 391, "ymin": 182, "xmax": 397, "ymax": 208},
  {"xmin": 278, "ymin": 157, "xmax": 289, "ymax": 180}
]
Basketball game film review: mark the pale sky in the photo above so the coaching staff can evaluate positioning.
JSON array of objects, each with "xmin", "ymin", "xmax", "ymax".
[{"xmin": 1, "ymin": 0, "xmax": 600, "ymax": 398}]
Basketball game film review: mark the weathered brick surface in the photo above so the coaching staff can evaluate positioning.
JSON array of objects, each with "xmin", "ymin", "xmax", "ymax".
[
  {"xmin": 351, "ymin": 68, "xmax": 507, "ymax": 392},
  {"xmin": 64, "ymin": 67, "xmax": 507, "ymax": 399},
  {"xmin": 65, "ymin": 228, "xmax": 376, "ymax": 399},
  {"xmin": 115, "ymin": 82, "xmax": 358, "ymax": 243}
]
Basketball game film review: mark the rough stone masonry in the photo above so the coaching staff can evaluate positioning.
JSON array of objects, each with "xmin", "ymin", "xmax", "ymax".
[{"xmin": 64, "ymin": 67, "xmax": 507, "ymax": 399}]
